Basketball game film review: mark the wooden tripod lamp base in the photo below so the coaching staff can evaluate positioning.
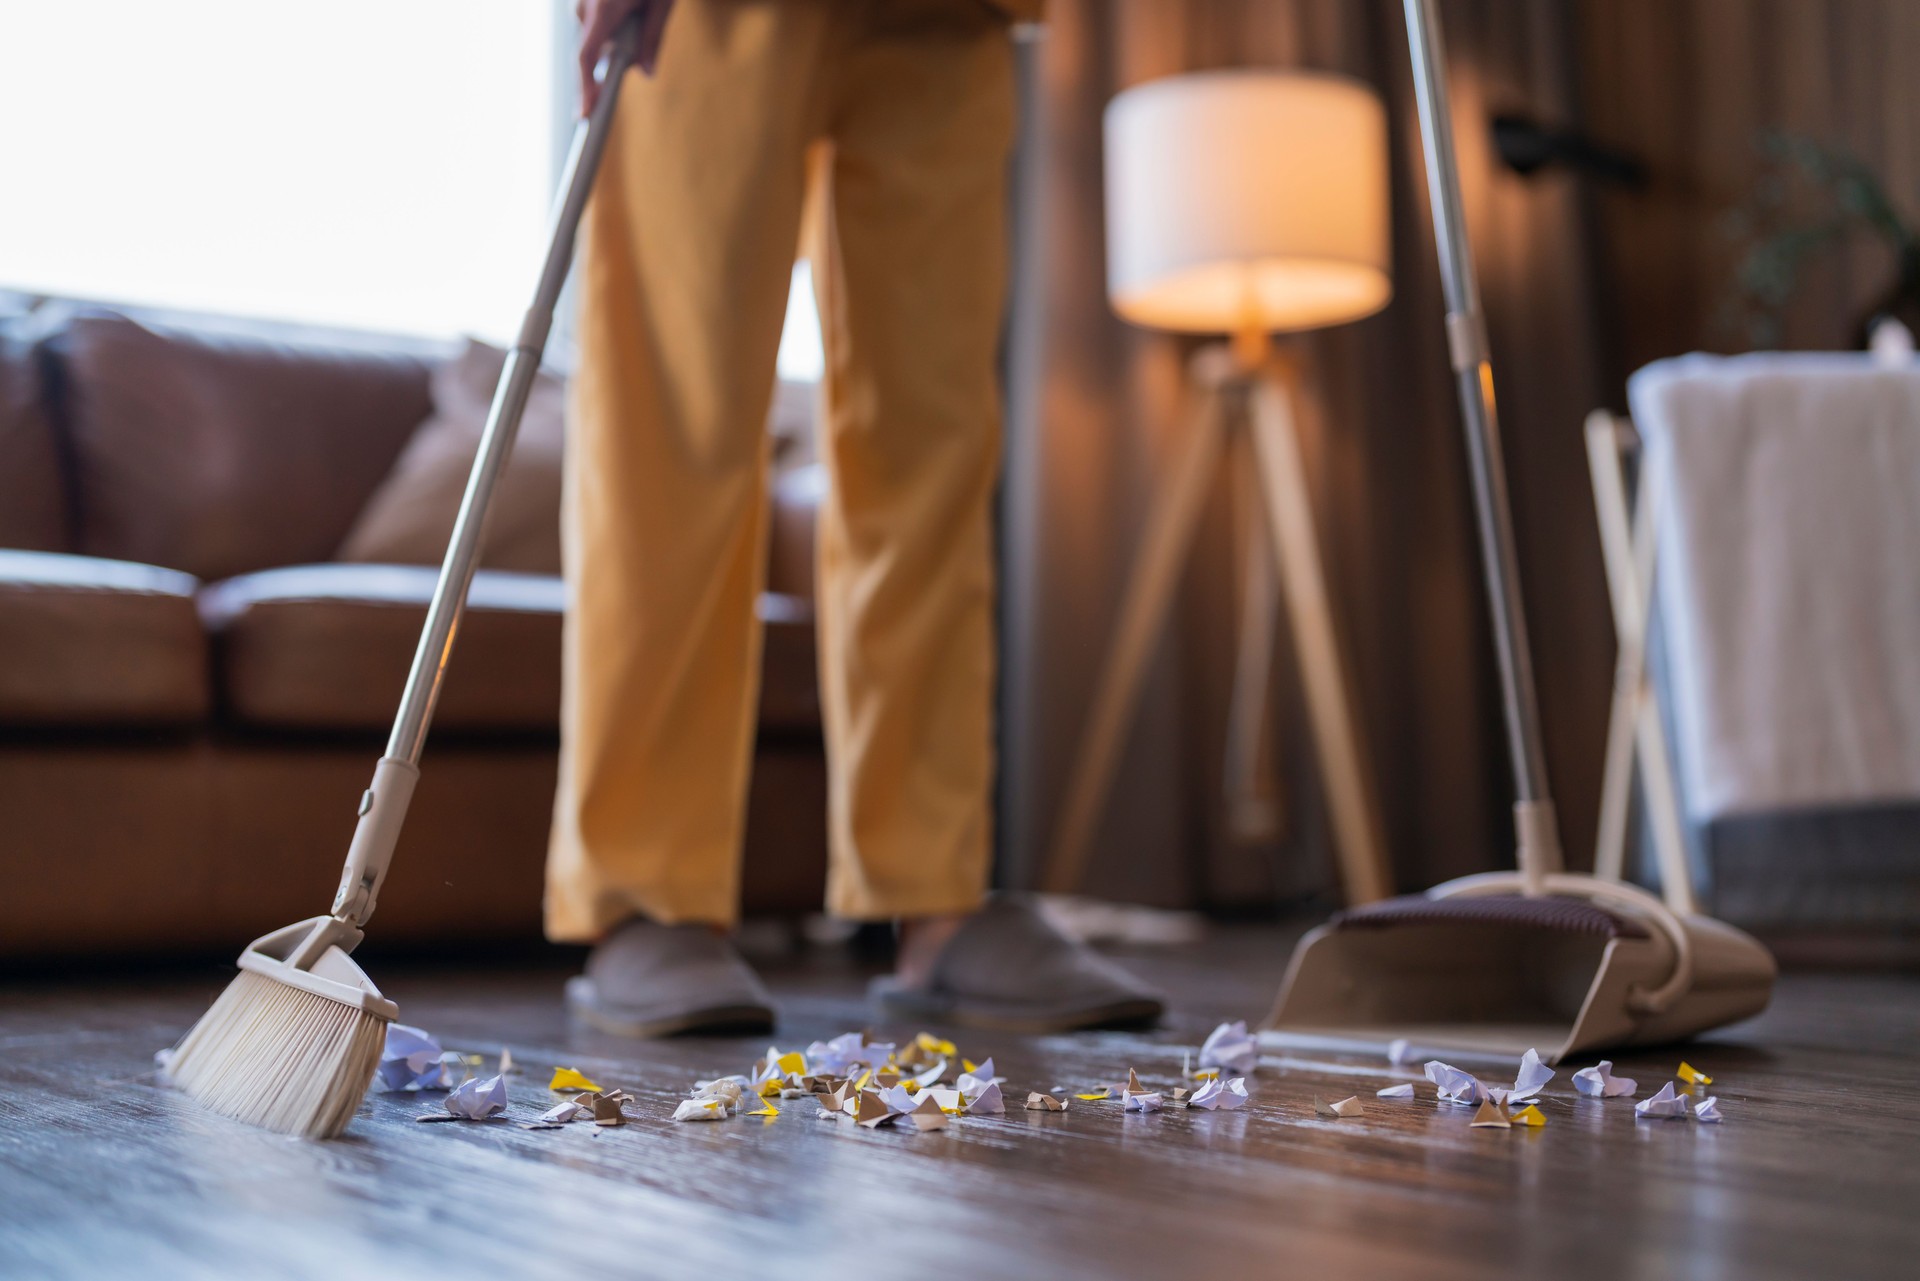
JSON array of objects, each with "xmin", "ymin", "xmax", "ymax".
[
  {"xmin": 1039, "ymin": 343, "xmax": 1393, "ymax": 905},
  {"xmin": 1058, "ymin": 69, "xmax": 1397, "ymax": 903}
]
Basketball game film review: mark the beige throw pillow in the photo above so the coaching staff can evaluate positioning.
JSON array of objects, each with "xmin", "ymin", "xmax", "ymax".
[
  {"xmin": 337, "ymin": 339, "xmax": 819, "ymax": 576},
  {"xmin": 337, "ymin": 339, "xmax": 566, "ymax": 574}
]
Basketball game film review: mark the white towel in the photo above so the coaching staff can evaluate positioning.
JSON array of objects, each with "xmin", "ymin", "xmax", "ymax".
[{"xmin": 1628, "ymin": 353, "xmax": 1920, "ymax": 819}]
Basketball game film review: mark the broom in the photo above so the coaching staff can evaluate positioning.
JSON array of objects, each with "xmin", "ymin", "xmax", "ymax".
[{"xmin": 163, "ymin": 16, "xmax": 646, "ymax": 1140}]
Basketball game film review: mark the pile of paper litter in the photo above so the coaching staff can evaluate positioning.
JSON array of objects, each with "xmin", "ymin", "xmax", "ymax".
[
  {"xmin": 669, "ymin": 1031, "xmax": 1007, "ymax": 1132},
  {"xmin": 1634, "ymin": 1061, "xmax": 1724, "ymax": 1123}
]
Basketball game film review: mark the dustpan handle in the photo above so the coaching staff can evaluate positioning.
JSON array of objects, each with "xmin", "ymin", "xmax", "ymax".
[
  {"xmin": 321, "ymin": 16, "xmax": 646, "ymax": 936},
  {"xmin": 1402, "ymin": 0, "xmax": 1563, "ymax": 889}
]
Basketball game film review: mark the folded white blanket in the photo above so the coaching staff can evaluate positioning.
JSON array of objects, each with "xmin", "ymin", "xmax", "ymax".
[{"xmin": 1628, "ymin": 352, "xmax": 1920, "ymax": 819}]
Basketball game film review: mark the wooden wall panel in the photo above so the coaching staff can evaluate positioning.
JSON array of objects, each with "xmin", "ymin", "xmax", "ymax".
[
  {"xmin": 1581, "ymin": 0, "xmax": 1920, "ymax": 384},
  {"xmin": 1003, "ymin": 0, "xmax": 1912, "ymax": 906}
]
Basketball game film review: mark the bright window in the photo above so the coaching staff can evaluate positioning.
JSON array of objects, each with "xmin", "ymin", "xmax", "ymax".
[{"xmin": 0, "ymin": 1, "xmax": 825, "ymax": 371}]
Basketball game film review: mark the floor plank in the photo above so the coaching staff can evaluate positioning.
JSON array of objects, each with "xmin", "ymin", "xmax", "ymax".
[{"xmin": 1, "ymin": 926, "xmax": 1916, "ymax": 1280}]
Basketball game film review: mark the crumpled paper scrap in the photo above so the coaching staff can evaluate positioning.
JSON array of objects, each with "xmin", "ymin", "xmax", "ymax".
[
  {"xmin": 1509, "ymin": 1048, "xmax": 1553, "ymax": 1104},
  {"xmin": 1121, "ymin": 1068, "xmax": 1163, "ymax": 1113},
  {"xmin": 378, "ymin": 1024, "xmax": 451, "ymax": 1092},
  {"xmin": 1025, "ymin": 1092, "xmax": 1069, "ymax": 1112},
  {"xmin": 674, "ymin": 1097, "xmax": 727, "ymax": 1123},
  {"xmin": 444, "ymin": 1074, "xmax": 508, "ymax": 1120},
  {"xmin": 1187, "ymin": 1077, "xmax": 1249, "ymax": 1111},
  {"xmin": 906, "ymin": 1095, "xmax": 948, "ymax": 1132},
  {"xmin": 1424, "ymin": 1060, "xmax": 1487, "ymax": 1105},
  {"xmin": 1692, "ymin": 1096, "xmax": 1724, "ymax": 1123},
  {"xmin": 956, "ymin": 1062, "xmax": 1005, "ymax": 1114},
  {"xmin": 805, "ymin": 1032, "xmax": 894, "ymax": 1076},
  {"xmin": 1572, "ymin": 1060, "xmax": 1638, "ymax": 1098},
  {"xmin": 1634, "ymin": 1081, "xmax": 1692, "ymax": 1120},
  {"xmin": 1677, "ymin": 1061, "xmax": 1713, "ymax": 1089},
  {"xmin": 550, "ymin": 1066, "xmax": 603, "ymax": 1093},
  {"xmin": 1315, "ymin": 1095, "xmax": 1363, "ymax": 1118},
  {"xmin": 1469, "ymin": 1099, "xmax": 1511, "ymax": 1128},
  {"xmin": 1198, "ymin": 1021, "xmax": 1259, "ymax": 1076},
  {"xmin": 1376, "ymin": 1083, "xmax": 1415, "ymax": 1100},
  {"xmin": 1510, "ymin": 1104, "xmax": 1546, "ymax": 1127}
]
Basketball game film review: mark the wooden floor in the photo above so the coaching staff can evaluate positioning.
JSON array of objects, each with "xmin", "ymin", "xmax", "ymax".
[{"xmin": 2, "ymin": 925, "xmax": 1917, "ymax": 1280}]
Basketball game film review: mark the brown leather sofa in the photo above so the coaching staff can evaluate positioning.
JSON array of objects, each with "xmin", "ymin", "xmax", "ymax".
[{"xmin": 0, "ymin": 299, "xmax": 826, "ymax": 961}]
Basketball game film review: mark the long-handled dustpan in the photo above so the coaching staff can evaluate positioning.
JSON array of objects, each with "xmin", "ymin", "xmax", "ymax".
[{"xmin": 1261, "ymin": 0, "xmax": 1775, "ymax": 1067}]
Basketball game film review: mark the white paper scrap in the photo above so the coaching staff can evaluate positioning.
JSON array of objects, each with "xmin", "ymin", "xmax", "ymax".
[
  {"xmin": 673, "ymin": 1098, "xmax": 727, "ymax": 1122},
  {"xmin": 378, "ymin": 1024, "xmax": 451, "ymax": 1092},
  {"xmin": 444, "ymin": 1073, "xmax": 507, "ymax": 1120},
  {"xmin": 804, "ymin": 1032, "xmax": 894, "ymax": 1075},
  {"xmin": 1199, "ymin": 1021, "xmax": 1260, "ymax": 1075},
  {"xmin": 1692, "ymin": 1096, "xmax": 1724, "ymax": 1123},
  {"xmin": 965, "ymin": 1080, "xmax": 1005, "ymax": 1115},
  {"xmin": 961, "ymin": 1057, "xmax": 1003, "ymax": 1085},
  {"xmin": 1509, "ymin": 1049, "xmax": 1553, "ymax": 1103},
  {"xmin": 1187, "ymin": 1077, "xmax": 1249, "ymax": 1111},
  {"xmin": 1424, "ymin": 1060, "xmax": 1487, "ymax": 1105},
  {"xmin": 1376, "ymin": 1083, "xmax": 1416, "ymax": 1099},
  {"xmin": 1634, "ymin": 1081, "xmax": 1691, "ymax": 1120},
  {"xmin": 1387, "ymin": 1038, "xmax": 1415, "ymax": 1066},
  {"xmin": 1123, "ymin": 1090, "xmax": 1164, "ymax": 1113},
  {"xmin": 1572, "ymin": 1060, "xmax": 1638, "ymax": 1098},
  {"xmin": 539, "ymin": 1100, "xmax": 587, "ymax": 1124}
]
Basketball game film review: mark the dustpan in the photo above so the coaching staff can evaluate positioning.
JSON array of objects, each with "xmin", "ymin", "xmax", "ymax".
[{"xmin": 1261, "ymin": 0, "xmax": 1775, "ymax": 1067}]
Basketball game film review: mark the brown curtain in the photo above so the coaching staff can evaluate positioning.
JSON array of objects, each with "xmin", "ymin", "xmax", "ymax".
[{"xmin": 1000, "ymin": 0, "xmax": 1612, "ymax": 905}]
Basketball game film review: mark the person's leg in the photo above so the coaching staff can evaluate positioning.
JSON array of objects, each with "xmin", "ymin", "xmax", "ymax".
[
  {"xmin": 813, "ymin": 3, "xmax": 1163, "ymax": 1031},
  {"xmin": 808, "ymin": 1, "xmax": 1013, "ymax": 934},
  {"xmin": 547, "ymin": 1, "xmax": 831, "ymax": 1024}
]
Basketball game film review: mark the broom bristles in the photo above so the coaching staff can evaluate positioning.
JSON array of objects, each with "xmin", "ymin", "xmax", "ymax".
[{"xmin": 166, "ymin": 969, "xmax": 388, "ymax": 1139}]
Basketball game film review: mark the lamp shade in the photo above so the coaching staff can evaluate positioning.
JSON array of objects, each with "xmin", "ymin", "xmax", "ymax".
[{"xmin": 1104, "ymin": 70, "xmax": 1391, "ymax": 335}]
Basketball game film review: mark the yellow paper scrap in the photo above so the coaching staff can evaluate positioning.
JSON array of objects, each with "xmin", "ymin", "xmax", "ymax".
[
  {"xmin": 550, "ymin": 1067, "xmax": 603, "ymax": 1093},
  {"xmin": 1677, "ymin": 1062, "xmax": 1712, "ymax": 1088},
  {"xmin": 917, "ymin": 1032, "xmax": 956, "ymax": 1057},
  {"xmin": 962, "ymin": 1058, "xmax": 979, "ymax": 1074},
  {"xmin": 748, "ymin": 1097, "xmax": 778, "ymax": 1118},
  {"xmin": 776, "ymin": 1051, "xmax": 807, "ymax": 1077},
  {"xmin": 1511, "ymin": 1104, "xmax": 1546, "ymax": 1127},
  {"xmin": 1075, "ymin": 1089, "xmax": 1110, "ymax": 1101}
]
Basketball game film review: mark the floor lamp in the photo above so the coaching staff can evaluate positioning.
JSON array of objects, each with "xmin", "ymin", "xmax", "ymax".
[{"xmin": 1040, "ymin": 71, "xmax": 1396, "ymax": 907}]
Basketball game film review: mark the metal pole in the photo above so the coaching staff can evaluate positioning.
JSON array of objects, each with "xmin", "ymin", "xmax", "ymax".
[
  {"xmin": 1402, "ymin": 0, "xmax": 1562, "ymax": 883},
  {"xmin": 386, "ymin": 20, "xmax": 640, "ymax": 765}
]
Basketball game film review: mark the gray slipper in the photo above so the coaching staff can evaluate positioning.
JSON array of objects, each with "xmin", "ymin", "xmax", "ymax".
[
  {"xmin": 566, "ymin": 918, "xmax": 776, "ymax": 1038},
  {"xmin": 870, "ymin": 894, "xmax": 1165, "ymax": 1033}
]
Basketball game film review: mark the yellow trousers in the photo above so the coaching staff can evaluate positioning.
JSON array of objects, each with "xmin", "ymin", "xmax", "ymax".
[{"xmin": 545, "ymin": 0, "xmax": 1015, "ymax": 939}]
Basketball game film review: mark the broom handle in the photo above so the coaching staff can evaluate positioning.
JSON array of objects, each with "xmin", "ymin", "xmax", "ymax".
[
  {"xmin": 1402, "ymin": 0, "xmax": 1564, "ymax": 888},
  {"xmin": 325, "ymin": 16, "xmax": 644, "ymax": 934}
]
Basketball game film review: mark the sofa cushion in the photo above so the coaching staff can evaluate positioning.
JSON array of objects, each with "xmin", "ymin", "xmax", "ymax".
[
  {"xmin": 766, "ymin": 462, "xmax": 823, "ymax": 600},
  {"xmin": 50, "ymin": 309, "xmax": 436, "ymax": 581},
  {"xmin": 0, "ymin": 316, "xmax": 70, "ymax": 552},
  {"xmin": 335, "ymin": 339, "xmax": 566, "ymax": 574},
  {"xmin": 199, "ymin": 563, "xmax": 821, "ymax": 734},
  {"xmin": 0, "ymin": 550, "xmax": 209, "ymax": 725},
  {"xmin": 199, "ymin": 564, "xmax": 563, "ymax": 732}
]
